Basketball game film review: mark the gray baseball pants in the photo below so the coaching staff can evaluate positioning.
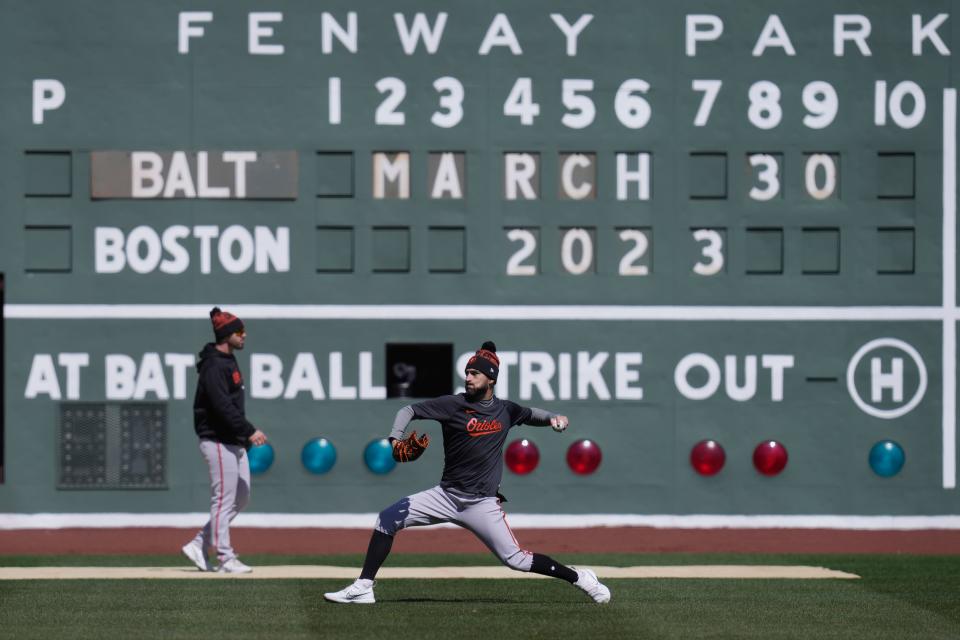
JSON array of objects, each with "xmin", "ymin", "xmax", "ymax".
[
  {"xmin": 190, "ymin": 439, "xmax": 250, "ymax": 562},
  {"xmin": 375, "ymin": 485, "xmax": 534, "ymax": 571}
]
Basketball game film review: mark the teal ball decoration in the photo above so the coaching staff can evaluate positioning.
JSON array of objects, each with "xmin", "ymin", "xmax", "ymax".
[
  {"xmin": 364, "ymin": 438, "xmax": 396, "ymax": 475},
  {"xmin": 301, "ymin": 438, "xmax": 337, "ymax": 474},
  {"xmin": 869, "ymin": 440, "xmax": 905, "ymax": 477},
  {"xmin": 248, "ymin": 443, "xmax": 275, "ymax": 475}
]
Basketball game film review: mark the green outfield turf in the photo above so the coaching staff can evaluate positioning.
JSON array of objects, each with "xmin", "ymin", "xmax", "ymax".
[{"xmin": 0, "ymin": 554, "xmax": 958, "ymax": 639}]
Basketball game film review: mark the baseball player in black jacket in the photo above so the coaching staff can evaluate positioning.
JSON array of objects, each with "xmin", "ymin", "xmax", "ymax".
[{"xmin": 181, "ymin": 307, "xmax": 267, "ymax": 574}]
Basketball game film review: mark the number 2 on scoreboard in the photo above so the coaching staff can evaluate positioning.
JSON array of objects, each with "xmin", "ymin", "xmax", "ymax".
[{"xmin": 505, "ymin": 228, "xmax": 652, "ymax": 276}]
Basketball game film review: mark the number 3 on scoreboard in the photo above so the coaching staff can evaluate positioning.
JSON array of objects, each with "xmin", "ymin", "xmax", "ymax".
[{"xmin": 692, "ymin": 229, "xmax": 725, "ymax": 276}]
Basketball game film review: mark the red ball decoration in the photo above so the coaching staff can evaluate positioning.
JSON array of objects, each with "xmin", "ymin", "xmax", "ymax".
[
  {"xmin": 690, "ymin": 439, "xmax": 726, "ymax": 476},
  {"xmin": 753, "ymin": 440, "xmax": 788, "ymax": 476},
  {"xmin": 505, "ymin": 439, "xmax": 540, "ymax": 474},
  {"xmin": 566, "ymin": 439, "xmax": 602, "ymax": 475}
]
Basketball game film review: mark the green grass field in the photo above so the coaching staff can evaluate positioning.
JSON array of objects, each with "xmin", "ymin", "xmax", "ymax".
[{"xmin": 1, "ymin": 554, "xmax": 958, "ymax": 639}]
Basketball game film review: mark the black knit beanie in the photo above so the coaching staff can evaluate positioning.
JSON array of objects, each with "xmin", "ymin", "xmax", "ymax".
[
  {"xmin": 466, "ymin": 341, "xmax": 499, "ymax": 381},
  {"xmin": 210, "ymin": 307, "xmax": 244, "ymax": 342}
]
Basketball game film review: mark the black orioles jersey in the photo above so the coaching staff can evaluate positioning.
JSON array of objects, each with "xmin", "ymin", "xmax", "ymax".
[{"xmin": 409, "ymin": 394, "xmax": 534, "ymax": 497}]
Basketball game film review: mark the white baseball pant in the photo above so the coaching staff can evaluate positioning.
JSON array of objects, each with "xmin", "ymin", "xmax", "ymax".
[
  {"xmin": 189, "ymin": 439, "xmax": 250, "ymax": 562},
  {"xmin": 375, "ymin": 485, "xmax": 534, "ymax": 571}
]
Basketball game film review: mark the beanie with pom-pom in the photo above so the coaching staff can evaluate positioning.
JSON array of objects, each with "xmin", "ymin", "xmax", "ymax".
[
  {"xmin": 210, "ymin": 307, "xmax": 244, "ymax": 342},
  {"xmin": 466, "ymin": 341, "xmax": 499, "ymax": 381}
]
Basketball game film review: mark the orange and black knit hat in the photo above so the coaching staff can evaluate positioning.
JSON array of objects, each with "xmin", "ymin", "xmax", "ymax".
[
  {"xmin": 466, "ymin": 341, "xmax": 499, "ymax": 381},
  {"xmin": 210, "ymin": 307, "xmax": 244, "ymax": 342}
]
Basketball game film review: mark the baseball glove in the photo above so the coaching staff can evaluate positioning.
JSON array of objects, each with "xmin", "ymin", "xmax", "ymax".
[{"xmin": 391, "ymin": 431, "xmax": 430, "ymax": 462}]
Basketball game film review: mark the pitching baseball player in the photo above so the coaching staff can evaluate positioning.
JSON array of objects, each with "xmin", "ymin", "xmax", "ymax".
[{"xmin": 324, "ymin": 341, "xmax": 611, "ymax": 604}]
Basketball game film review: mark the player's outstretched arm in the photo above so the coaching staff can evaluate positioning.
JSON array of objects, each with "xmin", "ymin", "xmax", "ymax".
[{"xmin": 525, "ymin": 407, "xmax": 569, "ymax": 432}]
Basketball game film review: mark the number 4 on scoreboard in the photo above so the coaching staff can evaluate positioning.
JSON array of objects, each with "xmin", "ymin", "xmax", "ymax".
[{"xmin": 504, "ymin": 78, "xmax": 541, "ymax": 125}]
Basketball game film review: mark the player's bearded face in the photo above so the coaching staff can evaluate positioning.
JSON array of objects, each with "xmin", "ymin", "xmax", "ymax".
[
  {"xmin": 227, "ymin": 331, "xmax": 246, "ymax": 350},
  {"xmin": 465, "ymin": 370, "xmax": 493, "ymax": 399}
]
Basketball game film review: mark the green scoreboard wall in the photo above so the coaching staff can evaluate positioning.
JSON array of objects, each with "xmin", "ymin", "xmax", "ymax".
[{"xmin": 1, "ymin": 0, "xmax": 958, "ymax": 518}]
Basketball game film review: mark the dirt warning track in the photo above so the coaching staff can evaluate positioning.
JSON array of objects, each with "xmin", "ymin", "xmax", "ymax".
[{"xmin": 1, "ymin": 527, "xmax": 957, "ymax": 555}]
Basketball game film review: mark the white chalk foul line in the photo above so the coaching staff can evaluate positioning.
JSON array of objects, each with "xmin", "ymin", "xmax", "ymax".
[{"xmin": 0, "ymin": 565, "xmax": 859, "ymax": 581}]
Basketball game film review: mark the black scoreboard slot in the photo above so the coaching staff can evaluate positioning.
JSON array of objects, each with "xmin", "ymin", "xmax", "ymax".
[{"xmin": 385, "ymin": 343, "xmax": 454, "ymax": 399}]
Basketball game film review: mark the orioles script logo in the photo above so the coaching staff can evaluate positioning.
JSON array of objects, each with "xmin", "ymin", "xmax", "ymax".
[{"xmin": 466, "ymin": 417, "xmax": 503, "ymax": 437}]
